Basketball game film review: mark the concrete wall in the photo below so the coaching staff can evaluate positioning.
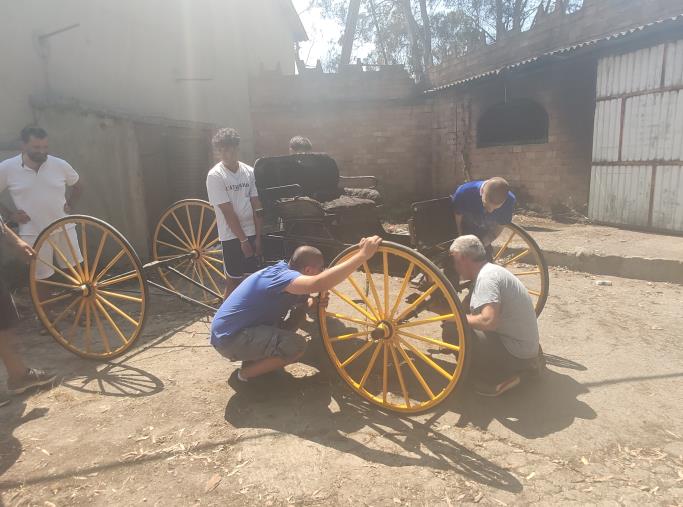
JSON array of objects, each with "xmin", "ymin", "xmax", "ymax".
[{"xmin": 0, "ymin": 0, "xmax": 299, "ymax": 160}]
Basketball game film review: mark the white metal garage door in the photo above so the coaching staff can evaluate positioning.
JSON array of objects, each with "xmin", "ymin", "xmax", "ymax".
[{"xmin": 589, "ymin": 40, "xmax": 683, "ymax": 232}]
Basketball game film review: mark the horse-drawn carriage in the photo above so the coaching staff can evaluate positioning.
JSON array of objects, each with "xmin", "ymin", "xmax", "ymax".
[{"xmin": 28, "ymin": 153, "xmax": 548, "ymax": 414}]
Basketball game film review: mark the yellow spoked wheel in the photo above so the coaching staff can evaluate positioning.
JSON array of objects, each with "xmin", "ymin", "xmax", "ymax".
[
  {"xmin": 319, "ymin": 242, "xmax": 468, "ymax": 414},
  {"xmin": 152, "ymin": 199, "xmax": 225, "ymax": 304},
  {"xmin": 29, "ymin": 216, "xmax": 148, "ymax": 359},
  {"xmin": 491, "ymin": 223, "xmax": 549, "ymax": 316}
]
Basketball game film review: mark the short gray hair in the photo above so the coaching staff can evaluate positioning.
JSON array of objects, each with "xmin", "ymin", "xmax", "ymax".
[{"xmin": 449, "ymin": 235, "xmax": 487, "ymax": 261}]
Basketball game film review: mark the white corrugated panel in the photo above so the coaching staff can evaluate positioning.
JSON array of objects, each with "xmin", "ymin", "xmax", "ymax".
[
  {"xmin": 652, "ymin": 165, "xmax": 683, "ymax": 232},
  {"xmin": 622, "ymin": 91, "xmax": 683, "ymax": 161},
  {"xmin": 592, "ymin": 99, "xmax": 621, "ymax": 162},
  {"xmin": 588, "ymin": 165, "xmax": 652, "ymax": 226},
  {"xmin": 664, "ymin": 40, "xmax": 683, "ymax": 87},
  {"xmin": 596, "ymin": 44, "xmax": 664, "ymax": 98}
]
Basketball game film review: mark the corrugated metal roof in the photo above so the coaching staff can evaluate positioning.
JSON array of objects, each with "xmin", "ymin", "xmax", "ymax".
[{"xmin": 426, "ymin": 13, "xmax": 683, "ymax": 94}]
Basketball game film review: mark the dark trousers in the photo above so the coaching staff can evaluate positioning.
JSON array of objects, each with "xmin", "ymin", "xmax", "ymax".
[{"xmin": 469, "ymin": 329, "xmax": 537, "ymax": 384}]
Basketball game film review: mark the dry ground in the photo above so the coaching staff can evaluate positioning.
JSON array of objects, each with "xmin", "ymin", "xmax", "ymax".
[{"xmin": 1, "ymin": 267, "xmax": 683, "ymax": 506}]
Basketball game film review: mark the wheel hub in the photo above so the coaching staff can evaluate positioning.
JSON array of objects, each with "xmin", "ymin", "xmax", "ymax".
[{"xmin": 371, "ymin": 320, "xmax": 395, "ymax": 341}]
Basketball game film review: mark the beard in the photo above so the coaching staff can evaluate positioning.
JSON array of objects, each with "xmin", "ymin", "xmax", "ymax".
[{"xmin": 28, "ymin": 152, "xmax": 47, "ymax": 164}]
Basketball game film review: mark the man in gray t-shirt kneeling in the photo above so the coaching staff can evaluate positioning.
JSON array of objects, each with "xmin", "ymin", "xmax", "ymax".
[{"xmin": 450, "ymin": 235, "xmax": 542, "ymax": 396}]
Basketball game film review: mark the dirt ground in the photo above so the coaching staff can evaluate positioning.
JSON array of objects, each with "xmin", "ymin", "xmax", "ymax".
[{"xmin": 1, "ymin": 267, "xmax": 683, "ymax": 506}]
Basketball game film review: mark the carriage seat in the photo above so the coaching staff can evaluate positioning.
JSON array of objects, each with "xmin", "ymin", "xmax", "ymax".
[{"xmin": 254, "ymin": 154, "xmax": 380, "ymax": 222}]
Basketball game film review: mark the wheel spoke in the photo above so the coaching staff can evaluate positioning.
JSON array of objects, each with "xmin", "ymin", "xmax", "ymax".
[
  {"xmin": 398, "ymin": 330, "xmax": 460, "ymax": 352},
  {"xmin": 184, "ymin": 205, "xmax": 197, "ymax": 247},
  {"xmin": 80, "ymin": 222, "xmax": 90, "ymax": 281},
  {"xmin": 195, "ymin": 205, "xmax": 206, "ymax": 250},
  {"xmin": 84, "ymin": 301, "xmax": 92, "ymax": 353},
  {"xmin": 397, "ymin": 342, "xmax": 435, "ymax": 400},
  {"xmin": 199, "ymin": 217, "xmax": 217, "ymax": 249},
  {"xmin": 40, "ymin": 292, "xmax": 77, "ymax": 307},
  {"xmin": 398, "ymin": 313, "xmax": 456, "ymax": 329},
  {"xmin": 528, "ymin": 289, "xmax": 541, "ymax": 296},
  {"xmin": 97, "ymin": 271, "xmax": 139, "ymax": 289},
  {"xmin": 340, "ymin": 340, "xmax": 374, "ymax": 369},
  {"xmin": 92, "ymin": 300, "xmax": 112, "ymax": 353},
  {"xmin": 389, "ymin": 344, "xmax": 411, "ymax": 408},
  {"xmin": 514, "ymin": 269, "xmax": 541, "ymax": 276},
  {"xmin": 89, "ymin": 231, "xmax": 109, "ymax": 282},
  {"xmin": 61, "ymin": 225, "xmax": 85, "ymax": 281},
  {"xmin": 200, "ymin": 259, "xmax": 223, "ymax": 298},
  {"xmin": 156, "ymin": 239, "xmax": 191, "ymax": 253},
  {"xmin": 36, "ymin": 278, "xmax": 78, "ymax": 290},
  {"xmin": 358, "ymin": 341, "xmax": 383, "ymax": 390},
  {"xmin": 171, "ymin": 211, "xmax": 194, "ymax": 249},
  {"xmin": 399, "ymin": 338, "xmax": 453, "ymax": 381},
  {"xmin": 51, "ymin": 295, "xmax": 82, "ymax": 327},
  {"xmin": 67, "ymin": 299, "xmax": 87, "ymax": 339},
  {"xmin": 161, "ymin": 223, "xmax": 193, "ymax": 251},
  {"xmin": 362, "ymin": 262, "xmax": 383, "ymax": 318},
  {"xmin": 204, "ymin": 249, "xmax": 222, "ymax": 255},
  {"xmin": 202, "ymin": 257, "xmax": 227, "ymax": 279},
  {"xmin": 93, "ymin": 249, "xmax": 126, "ymax": 283},
  {"xmin": 382, "ymin": 343, "xmax": 389, "ymax": 403},
  {"xmin": 346, "ymin": 275, "xmax": 381, "ymax": 321},
  {"xmin": 202, "ymin": 236, "xmax": 220, "ymax": 251},
  {"xmin": 330, "ymin": 289, "xmax": 377, "ymax": 323},
  {"xmin": 382, "ymin": 251, "xmax": 389, "ymax": 320},
  {"xmin": 94, "ymin": 298, "xmax": 129, "ymax": 346},
  {"xmin": 394, "ymin": 284, "xmax": 438, "ymax": 322},
  {"xmin": 203, "ymin": 254, "xmax": 224, "ymax": 266},
  {"xmin": 493, "ymin": 230, "xmax": 516, "ymax": 261},
  {"xmin": 46, "ymin": 237, "xmax": 82, "ymax": 283},
  {"xmin": 329, "ymin": 330, "xmax": 372, "ymax": 342},
  {"xmin": 98, "ymin": 289, "xmax": 142, "ymax": 303},
  {"xmin": 501, "ymin": 249, "xmax": 530, "ymax": 267},
  {"xmin": 325, "ymin": 311, "xmax": 373, "ymax": 327},
  {"xmin": 96, "ymin": 294, "xmax": 139, "ymax": 327},
  {"xmin": 35, "ymin": 257, "xmax": 80, "ymax": 285},
  {"xmin": 389, "ymin": 262, "xmax": 415, "ymax": 320}
]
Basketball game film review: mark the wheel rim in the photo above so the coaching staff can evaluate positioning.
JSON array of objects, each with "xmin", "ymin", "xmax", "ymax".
[
  {"xmin": 29, "ymin": 216, "xmax": 147, "ymax": 359},
  {"xmin": 152, "ymin": 200, "xmax": 225, "ymax": 304},
  {"xmin": 490, "ymin": 223, "xmax": 549, "ymax": 316},
  {"xmin": 319, "ymin": 243, "xmax": 468, "ymax": 413}
]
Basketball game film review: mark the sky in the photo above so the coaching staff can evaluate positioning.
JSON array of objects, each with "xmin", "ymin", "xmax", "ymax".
[{"xmin": 291, "ymin": 0, "xmax": 373, "ymax": 69}]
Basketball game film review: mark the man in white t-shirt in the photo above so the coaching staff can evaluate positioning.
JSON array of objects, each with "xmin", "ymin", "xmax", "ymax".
[
  {"xmin": 0, "ymin": 126, "xmax": 84, "ymax": 283},
  {"xmin": 206, "ymin": 128, "xmax": 263, "ymax": 298}
]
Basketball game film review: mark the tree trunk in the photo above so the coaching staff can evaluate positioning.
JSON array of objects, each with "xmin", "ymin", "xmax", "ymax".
[
  {"xmin": 398, "ymin": 0, "xmax": 424, "ymax": 79},
  {"xmin": 368, "ymin": 0, "xmax": 389, "ymax": 65},
  {"xmin": 340, "ymin": 0, "xmax": 362, "ymax": 68},
  {"xmin": 418, "ymin": 0, "xmax": 432, "ymax": 68},
  {"xmin": 495, "ymin": 0, "xmax": 506, "ymax": 39},
  {"xmin": 512, "ymin": 0, "xmax": 528, "ymax": 32}
]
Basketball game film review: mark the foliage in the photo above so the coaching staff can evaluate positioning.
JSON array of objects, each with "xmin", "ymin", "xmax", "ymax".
[{"xmin": 300, "ymin": 0, "xmax": 584, "ymax": 77}]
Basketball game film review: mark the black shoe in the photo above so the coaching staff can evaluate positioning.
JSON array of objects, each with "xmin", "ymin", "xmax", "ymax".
[{"xmin": 7, "ymin": 368, "xmax": 56, "ymax": 395}]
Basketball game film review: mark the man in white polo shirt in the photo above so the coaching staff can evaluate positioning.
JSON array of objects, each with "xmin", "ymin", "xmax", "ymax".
[
  {"xmin": 206, "ymin": 128, "xmax": 263, "ymax": 299},
  {"xmin": 0, "ymin": 126, "xmax": 83, "ymax": 284}
]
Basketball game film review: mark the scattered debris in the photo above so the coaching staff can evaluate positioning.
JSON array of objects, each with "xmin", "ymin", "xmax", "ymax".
[
  {"xmin": 204, "ymin": 473, "xmax": 221, "ymax": 493},
  {"xmin": 594, "ymin": 280, "xmax": 612, "ymax": 286}
]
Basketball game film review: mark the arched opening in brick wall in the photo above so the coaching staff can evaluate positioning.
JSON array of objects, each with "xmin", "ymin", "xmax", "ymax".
[{"xmin": 477, "ymin": 99, "xmax": 548, "ymax": 148}]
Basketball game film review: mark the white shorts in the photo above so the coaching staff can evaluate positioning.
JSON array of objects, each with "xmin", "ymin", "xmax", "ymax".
[{"xmin": 24, "ymin": 224, "xmax": 84, "ymax": 280}]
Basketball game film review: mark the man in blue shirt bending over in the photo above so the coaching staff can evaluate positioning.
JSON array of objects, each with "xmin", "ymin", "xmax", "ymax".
[
  {"xmin": 211, "ymin": 236, "xmax": 382, "ymax": 381},
  {"xmin": 451, "ymin": 177, "xmax": 516, "ymax": 248}
]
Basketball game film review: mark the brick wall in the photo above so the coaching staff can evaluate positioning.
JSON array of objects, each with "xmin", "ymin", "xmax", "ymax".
[
  {"xmin": 432, "ymin": 57, "xmax": 597, "ymax": 211},
  {"xmin": 250, "ymin": 67, "xmax": 434, "ymax": 209}
]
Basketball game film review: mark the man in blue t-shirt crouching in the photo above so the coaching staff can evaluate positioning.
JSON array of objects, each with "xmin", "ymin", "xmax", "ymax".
[
  {"xmin": 451, "ymin": 177, "xmax": 516, "ymax": 248},
  {"xmin": 211, "ymin": 236, "xmax": 382, "ymax": 381}
]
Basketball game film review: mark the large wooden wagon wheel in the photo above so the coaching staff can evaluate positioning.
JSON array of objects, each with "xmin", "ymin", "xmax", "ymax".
[
  {"xmin": 319, "ymin": 242, "xmax": 468, "ymax": 414},
  {"xmin": 490, "ymin": 223, "xmax": 549, "ymax": 315},
  {"xmin": 152, "ymin": 199, "xmax": 225, "ymax": 304},
  {"xmin": 29, "ymin": 216, "xmax": 148, "ymax": 359}
]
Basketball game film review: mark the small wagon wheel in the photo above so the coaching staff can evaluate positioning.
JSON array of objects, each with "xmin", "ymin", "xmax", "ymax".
[
  {"xmin": 29, "ymin": 216, "xmax": 148, "ymax": 359},
  {"xmin": 490, "ymin": 223, "xmax": 549, "ymax": 316},
  {"xmin": 152, "ymin": 199, "xmax": 225, "ymax": 304},
  {"xmin": 319, "ymin": 241, "xmax": 469, "ymax": 414}
]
